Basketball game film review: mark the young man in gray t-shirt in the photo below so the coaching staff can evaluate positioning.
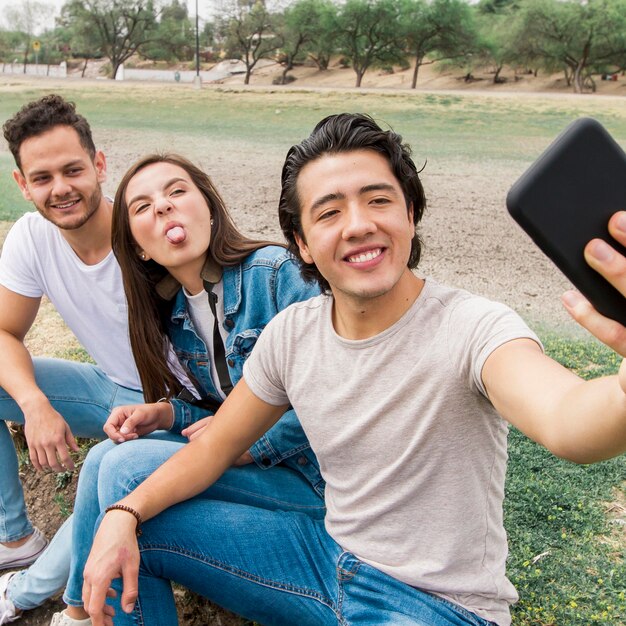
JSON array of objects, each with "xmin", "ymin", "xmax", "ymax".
[{"xmin": 82, "ymin": 114, "xmax": 626, "ymax": 626}]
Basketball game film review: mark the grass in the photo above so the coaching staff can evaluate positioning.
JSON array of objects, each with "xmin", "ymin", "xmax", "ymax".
[
  {"xmin": 2, "ymin": 80, "xmax": 624, "ymax": 625},
  {"xmin": 507, "ymin": 332, "xmax": 624, "ymax": 626}
]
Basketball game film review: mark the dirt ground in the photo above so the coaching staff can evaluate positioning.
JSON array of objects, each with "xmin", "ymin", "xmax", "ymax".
[{"xmin": 1, "ymin": 64, "xmax": 625, "ymax": 625}]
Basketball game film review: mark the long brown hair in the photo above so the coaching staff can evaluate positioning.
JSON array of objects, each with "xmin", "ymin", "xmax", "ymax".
[{"xmin": 112, "ymin": 153, "xmax": 278, "ymax": 403}]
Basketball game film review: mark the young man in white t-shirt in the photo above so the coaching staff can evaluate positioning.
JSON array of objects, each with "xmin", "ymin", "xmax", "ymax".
[
  {"xmin": 0, "ymin": 95, "xmax": 144, "ymax": 625},
  {"xmin": 82, "ymin": 113, "xmax": 626, "ymax": 626}
]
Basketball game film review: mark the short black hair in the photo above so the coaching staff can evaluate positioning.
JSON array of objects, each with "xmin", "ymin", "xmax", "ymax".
[
  {"xmin": 278, "ymin": 113, "xmax": 426, "ymax": 292},
  {"xmin": 2, "ymin": 94, "xmax": 96, "ymax": 172}
]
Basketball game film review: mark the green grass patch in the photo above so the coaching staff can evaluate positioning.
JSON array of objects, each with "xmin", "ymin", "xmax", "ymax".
[
  {"xmin": 506, "ymin": 332, "xmax": 625, "ymax": 625},
  {"xmin": 0, "ymin": 153, "xmax": 30, "ymax": 220}
]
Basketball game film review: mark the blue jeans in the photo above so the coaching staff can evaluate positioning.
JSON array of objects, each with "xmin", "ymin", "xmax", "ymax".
[
  {"xmin": 63, "ymin": 435, "xmax": 326, "ymax": 607},
  {"xmin": 1, "ymin": 357, "xmax": 143, "ymax": 611},
  {"xmin": 97, "ymin": 468, "xmax": 493, "ymax": 625}
]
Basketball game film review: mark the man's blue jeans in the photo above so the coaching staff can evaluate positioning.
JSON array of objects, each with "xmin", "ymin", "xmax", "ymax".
[
  {"xmin": 63, "ymin": 435, "xmax": 326, "ymax": 608},
  {"xmin": 0, "ymin": 357, "xmax": 143, "ymax": 611},
  {"xmin": 97, "ymin": 450, "xmax": 494, "ymax": 626}
]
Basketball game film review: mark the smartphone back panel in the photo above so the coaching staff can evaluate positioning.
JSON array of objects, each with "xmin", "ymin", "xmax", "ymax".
[{"xmin": 506, "ymin": 117, "xmax": 626, "ymax": 326}]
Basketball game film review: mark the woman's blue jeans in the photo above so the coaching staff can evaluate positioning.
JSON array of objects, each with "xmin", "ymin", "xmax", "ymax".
[
  {"xmin": 97, "ymin": 451, "xmax": 494, "ymax": 626},
  {"xmin": 63, "ymin": 434, "xmax": 326, "ymax": 607}
]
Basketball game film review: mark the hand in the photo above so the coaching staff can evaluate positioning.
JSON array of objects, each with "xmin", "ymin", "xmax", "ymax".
[
  {"xmin": 562, "ymin": 211, "xmax": 626, "ymax": 357},
  {"xmin": 82, "ymin": 510, "xmax": 140, "ymax": 626},
  {"xmin": 104, "ymin": 402, "xmax": 173, "ymax": 444},
  {"xmin": 182, "ymin": 416, "xmax": 253, "ymax": 465},
  {"xmin": 23, "ymin": 400, "xmax": 78, "ymax": 472}
]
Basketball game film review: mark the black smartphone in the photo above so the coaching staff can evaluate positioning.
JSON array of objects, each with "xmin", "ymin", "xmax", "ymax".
[{"xmin": 506, "ymin": 117, "xmax": 626, "ymax": 326}]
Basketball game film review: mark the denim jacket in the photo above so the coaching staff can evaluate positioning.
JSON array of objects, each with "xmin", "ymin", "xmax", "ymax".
[{"xmin": 158, "ymin": 246, "xmax": 324, "ymax": 497}]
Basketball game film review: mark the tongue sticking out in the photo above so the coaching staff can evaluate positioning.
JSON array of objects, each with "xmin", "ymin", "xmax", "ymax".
[{"xmin": 166, "ymin": 226, "xmax": 186, "ymax": 244}]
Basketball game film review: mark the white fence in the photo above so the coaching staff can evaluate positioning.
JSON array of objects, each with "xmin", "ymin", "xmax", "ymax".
[{"xmin": 1, "ymin": 62, "xmax": 67, "ymax": 78}]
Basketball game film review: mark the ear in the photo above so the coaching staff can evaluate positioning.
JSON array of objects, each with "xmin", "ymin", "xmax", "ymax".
[
  {"xmin": 294, "ymin": 232, "xmax": 314, "ymax": 265},
  {"xmin": 407, "ymin": 201, "xmax": 414, "ymax": 224},
  {"xmin": 93, "ymin": 150, "xmax": 107, "ymax": 184},
  {"xmin": 136, "ymin": 248, "xmax": 151, "ymax": 262},
  {"xmin": 12, "ymin": 169, "xmax": 32, "ymax": 201}
]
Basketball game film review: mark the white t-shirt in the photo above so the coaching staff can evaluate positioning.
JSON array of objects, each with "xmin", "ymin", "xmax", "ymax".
[
  {"xmin": 244, "ymin": 279, "xmax": 541, "ymax": 626},
  {"xmin": 0, "ymin": 212, "xmax": 141, "ymax": 390},
  {"xmin": 184, "ymin": 281, "xmax": 228, "ymax": 400}
]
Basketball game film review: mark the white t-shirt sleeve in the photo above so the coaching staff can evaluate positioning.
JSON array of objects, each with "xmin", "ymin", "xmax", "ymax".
[
  {"xmin": 242, "ymin": 312, "xmax": 290, "ymax": 407},
  {"xmin": 0, "ymin": 216, "xmax": 44, "ymax": 298},
  {"xmin": 446, "ymin": 296, "xmax": 542, "ymax": 398}
]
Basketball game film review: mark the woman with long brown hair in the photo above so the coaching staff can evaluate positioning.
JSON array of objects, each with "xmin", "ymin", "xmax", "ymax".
[{"xmin": 52, "ymin": 154, "xmax": 324, "ymax": 625}]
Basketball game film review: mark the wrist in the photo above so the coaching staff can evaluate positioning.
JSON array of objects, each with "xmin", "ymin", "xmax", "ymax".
[
  {"xmin": 105, "ymin": 504, "xmax": 143, "ymax": 536},
  {"xmin": 157, "ymin": 399, "xmax": 174, "ymax": 430},
  {"xmin": 19, "ymin": 391, "xmax": 52, "ymax": 417}
]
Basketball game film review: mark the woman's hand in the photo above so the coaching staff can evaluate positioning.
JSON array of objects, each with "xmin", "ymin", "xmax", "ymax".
[
  {"xmin": 183, "ymin": 416, "xmax": 254, "ymax": 465},
  {"xmin": 82, "ymin": 510, "xmax": 140, "ymax": 626},
  {"xmin": 104, "ymin": 402, "xmax": 174, "ymax": 443}
]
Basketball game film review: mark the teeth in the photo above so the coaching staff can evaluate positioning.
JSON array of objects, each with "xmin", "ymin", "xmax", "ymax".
[
  {"xmin": 347, "ymin": 249, "xmax": 382, "ymax": 263},
  {"xmin": 52, "ymin": 200, "xmax": 79, "ymax": 209}
]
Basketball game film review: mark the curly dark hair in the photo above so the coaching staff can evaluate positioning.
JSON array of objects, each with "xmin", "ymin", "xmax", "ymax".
[
  {"xmin": 278, "ymin": 113, "xmax": 426, "ymax": 292},
  {"xmin": 2, "ymin": 94, "xmax": 96, "ymax": 172}
]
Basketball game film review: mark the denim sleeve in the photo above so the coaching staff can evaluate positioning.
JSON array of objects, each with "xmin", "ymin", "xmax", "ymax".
[
  {"xmin": 169, "ymin": 397, "xmax": 211, "ymax": 434},
  {"xmin": 248, "ymin": 257, "xmax": 321, "ymax": 468}
]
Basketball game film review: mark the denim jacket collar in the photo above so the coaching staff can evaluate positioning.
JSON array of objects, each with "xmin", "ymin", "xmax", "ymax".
[
  {"xmin": 159, "ymin": 258, "xmax": 244, "ymax": 321},
  {"xmin": 155, "ymin": 256, "xmax": 223, "ymax": 301}
]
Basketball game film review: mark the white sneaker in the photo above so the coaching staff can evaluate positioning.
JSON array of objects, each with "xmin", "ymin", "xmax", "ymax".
[
  {"xmin": 0, "ymin": 571, "xmax": 19, "ymax": 625},
  {"xmin": 0, "ymin": 528, "xmax": 48, "ymax": 570},
  {"xmin": 49, "ymin": 610, "xmax": 92, "ymax": 626}
]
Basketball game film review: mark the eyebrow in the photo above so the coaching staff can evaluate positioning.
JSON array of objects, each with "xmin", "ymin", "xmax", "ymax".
[
  {"xmin": 308, "ymin": 182, "xmax": 399, "ymax": 213},
  {"xmin": 127, "ymin": 176, "xmax": 187, "ymax": 206}
]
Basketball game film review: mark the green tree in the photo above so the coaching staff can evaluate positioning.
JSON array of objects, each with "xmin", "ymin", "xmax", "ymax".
[
  {"xmin": 142, "ymin": 0, "xmax": 194, "ymax": 62},
  {"xmin": 516, "ymin": 0, "xmax": 626, "ymax": 93},
  {"xmin": 219, "ymin": 0, "xmax": 282, "ymax": 85},
  {"xmin": 0, "ymin": 30, "xmax": 23, "ymax": 63},
  {"xmin": 400, "ymin": 0, "xmax": 478, "ymax": 88},
  {"xmin": 473, "ymin": 10, "xmax": 520, "ymax": 83},
  {"xmin": 302, "ymin": 0, "xmax": 338, "ymax": 70},
  {"xmin": 274, "ymin": 0, "xmax": 336, "ymax": 83},
  {"xmin": 336, "ymin": 0, "xmax": 405, "ymax": 88},
  {"xmin": 4, "ymin": 0, "xmax": 53, "ymax": 71},
  {"xmin": 61, "ymin": 0, "xmax": 158, "ymax": 78}
]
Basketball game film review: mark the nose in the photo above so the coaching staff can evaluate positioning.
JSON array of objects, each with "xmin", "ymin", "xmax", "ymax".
[
  {"xmin": 154, "ymin": 195, "xmax": 173, "ymax": 215},
  {"xmin": 50, "ymin": 176, "xmax": 72, "ymax": 199},
  {"xmin": 342, "ymin": 205, "xmax": 376, "ymax": 240}
]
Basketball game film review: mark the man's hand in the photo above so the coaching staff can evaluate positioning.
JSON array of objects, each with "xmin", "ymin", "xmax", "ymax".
[
  {"xmin": 83, "ymin": 510, "xmax": 140, "ymax": 626},
  {"xmin": 104, "ymin": 402, "xmax": 174, "ymax": 443},
  {"xmin": 182, "ymin": 416, "xmax": 254, "ymax": 465},
  {"xmin": 23, "ymin": 399, "xmax": 78, "ymax": 472},
  {"xmin": 562, "ymin": 211, "xmax": 626, "ymax": 357}
]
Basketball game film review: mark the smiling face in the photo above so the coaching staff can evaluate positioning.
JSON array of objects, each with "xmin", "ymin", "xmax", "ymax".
[
  {"xmin": 125, "ymin": 161, "xmax": 213, "ymax": 284},
  {"xmin": 295, "ymin": 149, "xmax": 417, "ymax": 308},
  {"xmin": 13, "ymin": 125, "xmax": 106, "ymax": 231}
]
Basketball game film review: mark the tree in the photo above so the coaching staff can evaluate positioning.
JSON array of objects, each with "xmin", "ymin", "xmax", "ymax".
[
  {"xmin": 400, "ymin": 0, "xmax": 478, "ymax": 89},
  {"xmin": 474, "ymin": 10, "xmax": 520, "ymax": 83},
  {"xmin": 142, "ymin": 0, "xmax": 194, "ymax": 62},
  {"xmin": 61, "ymin": 0, "xmax": 158, "ymax": 79},
  {"xmin": 274, "ymin": 0, "xmax": 336, "ymax": 83},
  {"xmin": 4, "ymin": 1, "xmax": 53, "ymax": 71},
  {"xmin": 515, "ymin": 0, "xmax": 626, "ymax": 93},
  {"xmin": 336, "ymin": 0, "xmax": 405, "ymax": 88},
  {"xmin": 220, "ymin": 0, "xmax": 282, "ymax": 85}
]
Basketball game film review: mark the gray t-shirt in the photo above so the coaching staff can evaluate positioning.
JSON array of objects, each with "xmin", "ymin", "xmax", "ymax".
[{"xmin": 244, "ymin": 279, "xmax": 541, "ymax": 626}]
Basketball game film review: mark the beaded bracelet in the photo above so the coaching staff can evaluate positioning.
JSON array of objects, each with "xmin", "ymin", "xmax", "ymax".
[{"xmin": 104, "ymin": 504, "xmax": 143, "ymax": 536}]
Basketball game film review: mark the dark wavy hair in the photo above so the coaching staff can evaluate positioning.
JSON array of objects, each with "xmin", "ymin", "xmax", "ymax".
[
  {"xmin": 112, "ymin": 153, "xmax": 278, "ymax": 402},
  {"xmin": 2, "ymin": 94, "xmax": 96, "ymax": 172},
  {"xmin": 278, "ymin": 113, "xmax": 426, "ymax": 292}
]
